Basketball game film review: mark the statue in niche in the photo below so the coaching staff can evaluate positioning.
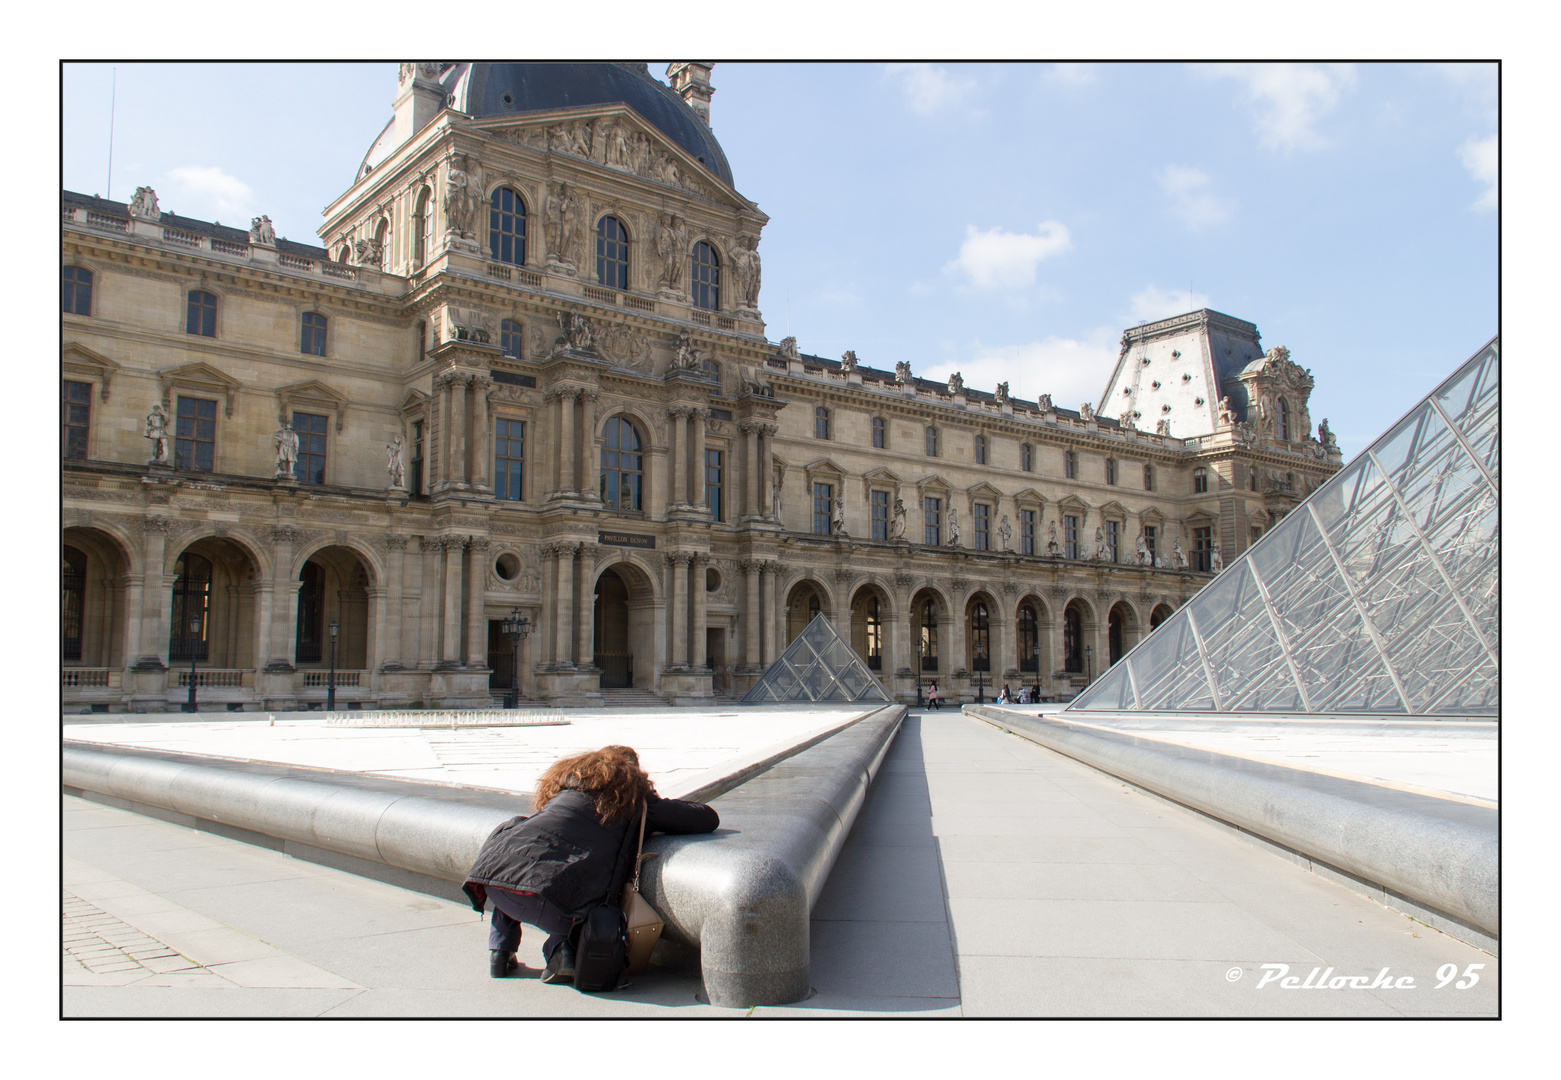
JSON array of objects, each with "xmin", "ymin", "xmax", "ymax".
[
  {"xmin": 249, "ymin": 215, "xmax": 276, "ymax": 245},
  {"xmin": 1135, "ymin": 531, "xmax": 1150, "ymax": 566},
  {"xmin": 840, "ymin": 350, "xmax": 858, "ymax": 372},
  {"xmin": 443, "ymin": 154, "xmax": 481, "ymax": 239},
  {"xmin": 655, "ymin": 214, "xmax": 686, "ymax": 291},
  {"xmin": 1037, "ymin": 393, "xmax": 1053, "ymax": 412},
  {"xmin": 1094, "ymin": 527, "xmax": 1106, "ymax": 561},
  {"xmin": 889, "ymin": 498, "xmax": 907, "ymax": 541},
  {"xmin": 895, "ymin": 360, "xmax": 913, "ymax": 388},
  {"xmin": 771, "ymin": 467, "xmax": 784, "ymax": 518},
  {"xmin": 731, "ymin": 234, "xmax": 762, "ymax": 306},
  {"xmin": 831, "ymin": 496, "xmax": 846, "ymax": 536},
  {"xmin": 129, "ymin": 185, "xmax": 159, "ymax": 219},
  {"xmin": 995, "ymin": 381, "xmax": 1009, "ymax": 404},
  {"xmin": 1046, "ymin": 522, "xmax": 1060, "ymax": 556},
  {"xmin": 143, "ymin": 405, "xmax": 170, "ymax": 463},
  {"xmin": 997, "ymin": 515, "xmax": 1012, "ymax": 551},
  {"xmin": 674, "ymin": 330, "xmax": 701, "ymax": 370},
  {"xmin": 1079, "ymin": 401, "xmax": 1095, "ymax": 421},
  {"xmin": 274, "ymin": 420, "xmax": 300, "ymax": 477},
  {"xmin": 1210, "ymin": 537, "xmax": 1224, "ymax": 572},
  {"xmin": 1172, "ymin": 537, "xmax": 1188, "ymax": 569},
  {"xmin": 945, "ymin": 506, "xmax": 961, "ymax": 547},
  {"xmin": 386, "ymin": 436, "xmax": 406, "ymax": 488},
  {"xmin": 1318, "ymin": 418, "xmax": 1337, "ymax": 449},
  {"xmin": 545, "ymin": 182, "xmax": 578, "ymax": 264},
  {"xmin": 947, "ymin": 371, "xmax": 964, "ymax": 396}
]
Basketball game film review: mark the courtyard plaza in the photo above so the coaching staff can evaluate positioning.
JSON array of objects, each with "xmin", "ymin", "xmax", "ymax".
[{"xmin": 62, "ymin": 706, "xmax": 1497, "ymax": 1017}]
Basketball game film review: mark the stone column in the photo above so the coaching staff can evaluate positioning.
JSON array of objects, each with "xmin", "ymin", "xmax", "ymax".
[
  {"xmin": 540, "ymin": 547, "xmax": 558, "ymax": 665},
  {"xmin": 441, "ymin": 537, "xmax": 463, "ymax": 664},
  {"xmin": 996, "ymin": 590, "xmax": 1017, "ymax": 680},
  {"xmin": 554, "ymin": 542, "xmax": 577, "ymax": 667},
  {"xmin": 557, "ymin": 388, "xmax": 577, "ymax": 494},
  {"xmin": 264, "ymin": 525, "xmax": 303, "ymax": 668},
  {"xmin": 690, "ymin": 408, "xmax": 709, "ymax": 511},
  {"xmin": 1091, "ymin": 593, "xmax": 1111, "ymax": 686},
  {"xmin": 579, "ymin": 391, "xmax": 600, "ymax": 500},
  {"xmin": 760, "ymin": 561, "xmax": 779, "ymax": 664},
  {"xmin": 692, "ymin": 553, "xmax": 710, "ymax": 668},
  {"xmin": 379, "ymin": 535, "xmax": 406, "ymax": 668},
  {"xmin": 469, "ymin": 376, "xmax": 492, "ymax": 494},
  {"xmin": 741, "ymin": 421, "xmax": 760, "ymax": 517},
  {"xmin": 548, "ymin": 390, "xmax": 565, "ymax": 494},
  {"xmin": 465, "ymin": 537, "xmax": 489, "ymax": 666},
  {"xmin": 136, "ymin": 516, "xmax": 173, "ymax": 668},
  {"xmin": 669, "ymin": 551, "xmax": 689, "ymax": 667},
  {"xmin": 1048, "ymin": 588, "xmax": 1069, "ymax": 690},
  {"xmin": 452, "ymin": 377, "xmax": 470, "ymax": 488},
  {"xmin": 890, "ymin": 574, "xmax": 915, "ymax": 677},
  {"xmin": 947, "ymin": 588, "xmax": 966, "ymax": 685},
  {"xmin": 742, "ymin": 559, "xmax": 761, "ymax": 666},
  {"xmin": 759, "ymin": 424, "xmax": 776, "ymax": 518},
  {"xmin": 575, "ymin": 544, "xmax": 597, "ymax": 669},
  {"xmin": 668, "ymin": 407, "xmax": 688, "ymax": 507}
]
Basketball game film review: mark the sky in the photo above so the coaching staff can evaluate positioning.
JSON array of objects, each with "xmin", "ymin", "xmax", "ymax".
[{"xmin": 60, "ymin": 61, "xmax": 1496, "ymax": 459}]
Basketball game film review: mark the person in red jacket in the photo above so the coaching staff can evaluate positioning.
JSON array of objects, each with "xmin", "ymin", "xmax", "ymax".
[{"xmin": 463, "ymin": 746, "xmax": 719, "ymax": 984}]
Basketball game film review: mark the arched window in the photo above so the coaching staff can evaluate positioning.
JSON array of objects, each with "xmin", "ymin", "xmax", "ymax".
[
  {"xmin": 970, "ymin": 602, "xmax": 990, "ymax": 672},
  {"xmin": 412, "ymin": 187, "xmax": 431, "ymax": 267},
  {"xmin": 974, "ymin": 434, "xmax": 987, "ymax": 464},
  {"xmin": 489, "ymin": 187, "xmax": 526, "ymax": 266},
  {"xmin": 500, "ymin": 318, "xmax": 523, "ymax": 358},
  {"xmin": 691, "ymin": 241, "xmax": 720, "ymax": 310},
  {"xmin": 1017, "ymin": 604, "xmax": 1039, "ymax": 672},
  {"xmin": 1063, "ymin": 605, "xmax": 1084, "ymax": 673},
  {"xmin": 170, "ymin": 552, "xmax": 212, "ymax": 663},
  {"xmin": 596, "ymin": 216, "xmax": 629, "ymax": 290},
  {"xmin": 1277, "ymin": 398, "xmax": 1291, "ymax": 441},
  {"xmin": 295, "ymin": 561, "xmax": 324, "ymax": 663},
  {"xmin": 600, "ymin": 416, "xmax": 644, "ymax": 510},
  {"xmin": 186, "ymin": 290, "xmax": 217, "ymax": 337},
  {"xmin": 374, "ymin": 219, "xmax": 389, "ymax": 264},
  {"xmin": 918, "ymin": 598, "xmax": 939, "ymax": 671},
  {"xmin": 63, "ymin": 266, "xmax": 93, "ymax": 315},
  {"xmin": 815, "ymin": 406, "xmax": 830, "ymax": 440},
  {"xmin": 337, "ymin": 245, "xmax": 352, "ymax": 264},
  {"xmin": 62, "ymin": 547, "xmax": 87, "ymax": 661},
  {"xmin": 864, "ymin": 594, "xmax": 882, "ymax": 670}
]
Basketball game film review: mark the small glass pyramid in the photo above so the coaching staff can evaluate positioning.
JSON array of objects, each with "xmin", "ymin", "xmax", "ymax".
[
  {"xmin": 1069, "ymin": 338, "xmax": 1498, "ymax": 716},
  {"xmin": 741, "ymin": 613, "xmax": 894, "ymax": 704}
]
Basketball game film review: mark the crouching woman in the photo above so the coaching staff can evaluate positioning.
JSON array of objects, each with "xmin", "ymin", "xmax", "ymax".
[{"xmin": 462, "ymin": 746, "xmax": 719, "ymax": 984}]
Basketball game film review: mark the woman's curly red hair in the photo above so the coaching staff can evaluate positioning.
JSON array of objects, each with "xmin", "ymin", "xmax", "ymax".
[{"xmin": 534, "ymin": 746, "xmax": 653, "ymax": 824}]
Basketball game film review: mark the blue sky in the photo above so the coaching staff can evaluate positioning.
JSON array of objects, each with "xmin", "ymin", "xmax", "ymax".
[{"xmin": 61, "ymin": 61, "xmax": 1496, "ymax": 458}]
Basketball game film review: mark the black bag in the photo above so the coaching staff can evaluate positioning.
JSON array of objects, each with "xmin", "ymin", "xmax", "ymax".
[{"xmin": 571, "ymin": 901, "xmax": 628, "ymax": 992}]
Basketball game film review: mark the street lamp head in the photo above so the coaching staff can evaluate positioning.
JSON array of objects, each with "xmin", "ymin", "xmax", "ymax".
[
  {"xmin": 329, "ymin": 619, "xmax": 339, "ymax": 639},
  {"xmin": 189, "ymin": 616, "xmax": 201, "ymax": 635}
]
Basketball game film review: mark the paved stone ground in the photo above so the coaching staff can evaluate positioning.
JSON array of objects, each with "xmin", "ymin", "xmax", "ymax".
[{"xmin": 61, "ymin": 711, "xmax": 1498, "ymax": 1018}]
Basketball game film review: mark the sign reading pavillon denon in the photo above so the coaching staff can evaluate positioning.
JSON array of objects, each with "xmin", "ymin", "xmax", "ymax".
[{"xmin": 598, "ymin": 531, "xmax": 656, "ymax": 550}]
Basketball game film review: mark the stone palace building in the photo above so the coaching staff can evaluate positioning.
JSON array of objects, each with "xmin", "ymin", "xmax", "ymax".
[{"xmin": 61, "ymin": 62, "xmax": 1342, "ymax": 712}]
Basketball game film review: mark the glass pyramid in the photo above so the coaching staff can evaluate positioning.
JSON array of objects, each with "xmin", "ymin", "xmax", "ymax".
[
  {"xmin": 1069, "ymin": 338, "xmax": 1498, "ymax": 717},
  {"xmin": 741, "ymin": 613, "xmax": 893, "ymax": 704}
]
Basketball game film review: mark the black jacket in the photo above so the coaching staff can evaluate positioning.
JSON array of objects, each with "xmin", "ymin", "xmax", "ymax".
[{"xmin": 462, "ymin": 790, "xmax": 719, "ymax": 916}]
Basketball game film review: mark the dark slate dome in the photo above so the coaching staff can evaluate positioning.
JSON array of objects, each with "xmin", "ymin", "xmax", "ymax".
[{"xmin": 458, "ymin": 62, "xmax": 733, "ymax": 188}]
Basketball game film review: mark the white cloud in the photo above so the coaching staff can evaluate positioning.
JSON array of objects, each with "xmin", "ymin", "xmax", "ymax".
[
  {"xmin": 1195, "ymin": 63, "xmax": 1356, "ymax": 152},
  {"xmin": 1128, "ymin": 285, "xmax": 1212, "ymax": 325},
  {"xmin": 163, "ymin": 165, "xmax": 255, "ymax": 220},
  {"xmin": 1459, "ymin": 134, "xmax": 1498, "ymax": 212},
  {"xmin": 923, "ymin": 331, "xmax": 1119, "ymax": 410},
  {"xmin": 1046, "ymin": 63, "xmax": 1097, "ymax": 86},
  {"xmin": 1158, "ymin": 165, "xmax": 1234, "ymax": 229},
  {"xmin": 944, "ymin": 222, "xmax": 1072, "ymax": 290},
  {"xmin": 882, "ymin": 63, "xmax": 975, "ymax": 114}
]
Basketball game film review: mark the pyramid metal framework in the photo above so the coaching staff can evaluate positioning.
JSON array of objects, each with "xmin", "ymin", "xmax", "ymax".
[
  {"xmin": 1069, "ymin": 339, "xmax": 1498, "ymax": 717},
  {"xmin": 741, "ymin": 613, "xmax": 893, "ymax": 704}
]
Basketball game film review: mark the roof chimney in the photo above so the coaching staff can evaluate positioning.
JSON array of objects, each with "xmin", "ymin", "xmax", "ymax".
[{"xmin": 667, "ymin": 63, "xmax": 715, "ymax": 127}]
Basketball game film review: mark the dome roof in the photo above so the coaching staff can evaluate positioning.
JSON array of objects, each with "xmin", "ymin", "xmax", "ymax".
[{"xmin": 452, "ymin": 62, "xmax": 733, "ymax": 188}]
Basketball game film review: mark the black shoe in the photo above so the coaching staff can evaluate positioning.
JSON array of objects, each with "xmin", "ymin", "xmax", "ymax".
[
  {"xmin": 541, "ymin": 942, "xmax": 576, "ymax": 985},
  {"xmin": 490, "ymin": 951, "xmax": 518, "ymax": 978}
]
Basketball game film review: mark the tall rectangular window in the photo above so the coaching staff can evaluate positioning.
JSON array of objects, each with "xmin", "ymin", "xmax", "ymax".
[
  {"xmin": 1104, "ymin": 520, "xmax": 1119, "ymax": 563},
  {"xmin": 410, "ymin": 420, "xmax": 425, "ymax": 495},
  {"xmin": 1019, "ymin": 508, "xmax": 1036, "ymax": 555},
  {"xmin": 1105, "ymin": 458, "xmax": 1117, "ymax": 485},
  {"xmin": 175, "ymin": 397, "xmax": 216, "ymax": 471},
  {"xmin": 293, "ymin": 412, "xmax": 328, "ymax": 484},
  {"xmin": 871, "ymin": 489, "xmax": 889, "ymax": 541},
  {"xmin": 495, "ymin": 418, "xmax": 525, "ymax": 500},
  {"xmin": 974, "ymin": 434, "xmax": 987, "ymax": 464},
  {"xmin": 63, "ymin": 381, "xmax": 91, "ymax": 460},
  {"xmin": 973, "ymin": 503, "xmax": 990, "ymax": 551},
  {"xmin": 1250, "ymin": 525, "xmax": 1263, "ymax": 545},
  {"xmin": 186, "ymin": 291, "xmax": 217, "ymax": 337},
  {"xmin": 301, "ymin": 312, "xmax": 327, "ymax": 356},
  {"xmin": 925, "ymin": 427, "xmax": 938, "ymax": 457},
  {"xmin": 63, "ymin": 266, "xmax": 93, "ymax": 315},
  {"xmin": 1144, "ymin": 525, "xmax": 1158, "ymax": 565},
  {"xmin": 500, "ymin": 318, "xmax": 523, "ymax": 358},
  {"xmin": 1064, "ymin": 450, "xmax": 1076, "ymax": 479},
  {"xmin": 1193, "ymin": 526, "xmax": 1212, "ymax": 572},
  {"xmin": 923, "ymin": 497, "xmax": 942, "ymax": 546},
  {"xmin": 705, "ymin": 449, "xmax": 724, "ymax": 522},
  {"xmin": 813, "ymin": 482, "xmax": 834, "ymax": 536},
  {"xmin": 1063, "ymin": 514, "xmax": 1079, "ymax": 559},
  {"xmin": 815, "ymin": 406, "xmax": 830, "ymax": 440},
  {"xmin": 1020, "ymin": 442, "xmax": 1033, "ymax": 472},
  {"xmin": 871, "ymin": 416, "xmax": 886, "ymax": 449},
  {"xmin": 1145, "ymin": 464, "xmax": 1155, "ymax": 491},
  {"xmin": 1194, "ymin": 467, "xmax": 1208, "ymax": 493}
]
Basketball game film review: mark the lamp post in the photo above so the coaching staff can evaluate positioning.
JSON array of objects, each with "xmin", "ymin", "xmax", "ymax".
[
  {"xmin": 501, "ymin": 606, "xmax": 532, "ymax": 709},
  {"xmin": 183, "ymin": 614, "xmax": 201, "ymax": 713},
  {"xmin": 327, "ymin": 618, "xmax": 338, "ymax": 712},
  {"xmin": 1084, "ymin": 643, "xmax": 1093, "ymax": 685}
]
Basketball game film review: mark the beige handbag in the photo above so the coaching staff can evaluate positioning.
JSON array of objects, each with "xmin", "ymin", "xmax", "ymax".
[{"xmin": 621, "ymin": 803, "xmax": 664, "ymax": 973}]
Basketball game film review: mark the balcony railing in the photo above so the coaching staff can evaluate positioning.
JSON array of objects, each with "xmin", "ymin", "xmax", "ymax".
[
  {"xmin": 583, "ymin": 285, "xmax": 619, "ymax": 305},
  {"xmin": 85, "ymin": 211, "xmax": 127, "ymax": 232},
  {"xmin": 174, "ymin": 669, "xmax": 248, "ymax": 689},
  {"xmin": 63, "ymin": 669, "xmax": 116, "ymax": 689},
  {"xmin": 303, "ymin": 670, "xmax": 363, "ymax": 688}
]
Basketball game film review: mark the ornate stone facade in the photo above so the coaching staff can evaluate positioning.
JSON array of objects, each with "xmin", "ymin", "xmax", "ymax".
[{"xmin": 61, "ymin": 62, "xmax": 1340, "ymax": 712}]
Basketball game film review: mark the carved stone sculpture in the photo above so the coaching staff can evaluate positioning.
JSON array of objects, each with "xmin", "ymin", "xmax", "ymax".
[
  {"xmin": 1094, "ymin": 527, "xmax": 1106, "ymax": 561},
  {"xmin": 1218, "ymin": 396, "xmax": 1236, "ymax": 425},
  {"xmin": 1210, "ymin": 538, "xmax": 1224, "ymax": 572},
  {"xmin": 1135, "ymin": 531, "xmax": 1149, "ymax": 566},
  {"xmin": 840, "ymin": 350, "xmax": 858, "ymax": 372},
  {"xmin": 1079, "ymin": 401, "xmax": 1095, "ymax": 421},
  {"xmin": 771, "ymin": 466, "xmax": 784, "ymax": 517},
  {"xmin": 778, "ymin": 336, "xmax": 799, "ymax": 360},
  {"xmin": 545, "ymin": 182, "xmax": 578, "ymax": 266},
  {"xmin": 945, "ymin": 506, "xmax": 961, "ymax": 547},
  {"xmin": 997, "ymin": 515, "xmax": 1012, "ymax": 551},
  {"xmin": 995, "ymin": 381, "xmax": 1009, "ymax": 404},
  {"xmin": 129, "ymin": 186, "xmax": 160, "ymax": 220},
  {"xmin": 387, "ymin": 436, "xmax": 406, "ymax": 488},
  {"xmin": 674, "ymin": 330, "xmax": 701, "ymax": 369},
  {"xmin": 143, "ymin": 405, "xmax": 170, "ymax": 463},
  {"xmin": 1172, "ymin": 537, "xmax": 1188, "ymax": 569},
  {"xmin": 354, "ymin": 237, "xmax": 384, "ymax": 268},
  {"xmin": 249, "ymin": 215, "xmax": 276, "ymax": 245},
  {"xmin": 895, "ymin": 360, "xmax": 913, "ymax": 388},
  {"xmin": 1155, "ymin": 419, "xmax": 1172, "ymax": 436},
  {"xmin": 274, "ymin": 421, "xmax": 300, "ymax": 477},
  {"xmin": 1119, "ymin": 410, "xmax": 1137, "ymax": 431},
  {"xmin": 443, "ymin": 155, "xmax": 482, "ymax": 242},
  {"xmin": 947, "ymin": 371, "xmax": 964, "ymax": 396},
  {"xmin": 1037, "ymin": 393, "xmax": 1052, "ymax": 412},
  {"xmin": 831, "ymin": 496, "xmax": 846, "ymax": 536},
  {"xmin": 731, "ymin": 234, "xmax": 762, "ymax": 307},
  {"xmin": 1047, "ymin": 522, "xmax": 1060, "ymax": 556},
  {"xmin": 889, "ymin": 498, "xmax": 907, "ymax": 541},
  {"xmin": 1318, "ymin": 418, "xmax": 1337, "ymax": 449},
  {"xmin": 557, "ymin": 311, "xmax": 594, "ymax": 352},
  {"xmin": 655, "ymin": 213, "xmax": 687, "ymax": 291}
]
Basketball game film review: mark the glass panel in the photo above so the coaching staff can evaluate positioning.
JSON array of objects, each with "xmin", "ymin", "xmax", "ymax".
[
  {"xmin": 1071, "ymin": 662, "xmax": 1132, "ymax": 711},
  {"xmin": 1118, "ymin": 613, "xmax": 1206, "ymax": 710},
  {"xmin": 740, "ymin": 613, "xmax": 889, "ymax": 704}
]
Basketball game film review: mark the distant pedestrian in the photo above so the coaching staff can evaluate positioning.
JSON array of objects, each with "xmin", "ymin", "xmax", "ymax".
[
  {"xmin": 1031, "ymin": 679, "xmax": 1042, "ymax": 703},
  {"xmin": 997, "ymin": 684, "xmax": 1012, "ymax": 704},
  {"xmin": 926, "ymin": 682, "xmax": 940, "ymax": 710}
]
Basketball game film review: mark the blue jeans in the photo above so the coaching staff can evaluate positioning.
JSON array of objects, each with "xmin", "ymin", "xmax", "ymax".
[{"xmin": 487, "ymin": 887, "xmax": 575, "ymax": 961}]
